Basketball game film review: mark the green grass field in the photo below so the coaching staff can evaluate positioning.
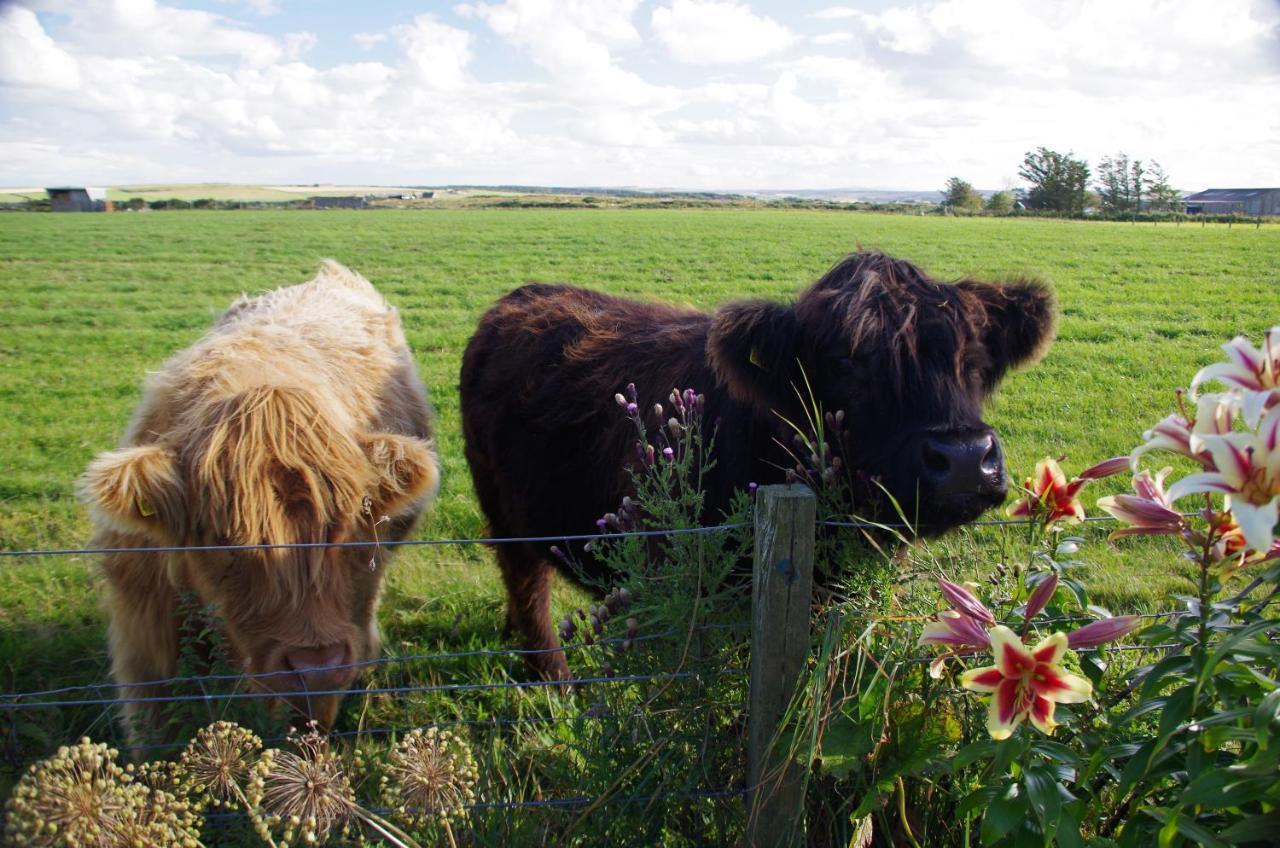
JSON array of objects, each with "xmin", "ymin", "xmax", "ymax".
[{"xmin": 0, "ymin": 209, "xmax": 1276, "ymax": 768}]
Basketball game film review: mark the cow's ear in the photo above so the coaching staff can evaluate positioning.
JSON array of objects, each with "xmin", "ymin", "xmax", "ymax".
[
  {"xmin": 360, "ymin": 433, "xmax": 440, "ymax": 518},
  {"xmin": 707, "ymin": 300, "xmax": 801, "ymax": 412},
  {"xmin": 79, "ymin": 445, "xmax": 184, "ymax": 540},
  {"xmin": 959, "ymin": 279, "xmax": 1057, "ymax": 387}
]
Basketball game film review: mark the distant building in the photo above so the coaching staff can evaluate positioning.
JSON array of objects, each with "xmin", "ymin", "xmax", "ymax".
[
  {"xmin": 311, "ymin": 196, "xmax": 366, "ymax": 209},
  {"xmin": 47, "ymin": 187, "xmax": 110, "ymax": 212},
  {"xmin": 1183, "ymin": 188, "xmax": 1280, "ymax": 216}
]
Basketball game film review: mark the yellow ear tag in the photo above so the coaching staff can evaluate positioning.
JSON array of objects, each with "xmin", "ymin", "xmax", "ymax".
[
  {"xmin": 748, "ymin": 346, "xmax": 763, "ymax": 369},
  {"xmin": 136, "ymin": 495, "xmax": 156, "ymax": 517}
]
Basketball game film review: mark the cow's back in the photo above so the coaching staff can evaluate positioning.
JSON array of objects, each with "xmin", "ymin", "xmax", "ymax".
[
  {"xmin": 125, "ymin": 261, "xmax": 431, "ymax": 450},
  {"xmin": 460, "ymin": 284, "xmax": 727, "ymax": 565}
]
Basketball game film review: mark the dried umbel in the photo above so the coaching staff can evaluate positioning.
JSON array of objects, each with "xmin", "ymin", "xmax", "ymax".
[
  {"xmin": 385, "ymin": 727, "xmax": 479, "ymax": 829},
  {"xmin": 179, "ymin": 720, "xmax": 263, "ymax": 810},
  {"xmin": 3, "ymin": 737, "xmax": 199, "ymax": 848},
  {"xmin": 248, "ymin": 725, "xmax": 355, "ymax": 846}
]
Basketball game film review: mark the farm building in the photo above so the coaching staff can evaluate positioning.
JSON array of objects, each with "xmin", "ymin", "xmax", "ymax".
[
  {"xmin": 1183, "ymin": 188, "xmax": 1280, "ymax": 216},
  {"xmin": 46, "ymin": 187, "xmax": 110, "ymax": 212},
  {"xmin": 311, "ymin": 195, "xmax": 367, "ymax": 209}
]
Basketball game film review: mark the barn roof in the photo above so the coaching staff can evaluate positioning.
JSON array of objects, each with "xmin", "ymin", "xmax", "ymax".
[
  {"xmin": 46, "ymin": 186, "xmax": 108, "ymax": 201},
  {"xmin": 1183, "ymin": 188, "xmax": 1280, "ymax": 201}
]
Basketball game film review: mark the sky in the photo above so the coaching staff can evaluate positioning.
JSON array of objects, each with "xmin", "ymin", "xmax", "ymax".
[{"xmin": 0, "ymin": 0, "xmax": 1277, "ymax": 191}]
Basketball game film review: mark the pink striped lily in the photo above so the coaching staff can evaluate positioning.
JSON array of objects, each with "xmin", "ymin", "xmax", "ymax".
[
  {"xmin": 1097, "ymin": 468, "xmax": 1185, "ymax": 540},
  {"xmin": 1066, "ymin": 616, "xmax": 1141, "ymax": 649},
  {"xmin": 1191, "ymin": 326, "xmax": 1279, "ymax": 397},
  {"xmin": 1131, "ymin": 393, "xmax": 1239, "ymax": 471},
  {"xmin": 920, "ymin": 579, "xmax": 994, "ymax": 653},
  {"xmin": 961, "ymin": 626, "xmax": 1092, "ymax": 739},
  {"xmin": 1167, "ymin": 404, "xmax": 1280, "ymax": 552}
]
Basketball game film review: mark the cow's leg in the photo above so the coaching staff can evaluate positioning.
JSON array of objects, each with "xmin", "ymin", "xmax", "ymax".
[
  {"xmin": 495, "ymin": 546, "xmax": 569, "ymax": 681},
  {"xmin": 100, "ymin": 538, "xmax": 180, "ymax": 755}
]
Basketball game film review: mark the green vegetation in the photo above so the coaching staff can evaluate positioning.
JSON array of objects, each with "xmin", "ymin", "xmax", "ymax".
[{"xmin": 0, "ymin": 210, "xmax": 1275, "ymax": 837}]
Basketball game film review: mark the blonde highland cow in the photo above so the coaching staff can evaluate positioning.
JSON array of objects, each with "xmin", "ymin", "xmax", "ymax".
[{"xmin": 80, "ymin": 261, "xmax": 439, "ymax": 749}]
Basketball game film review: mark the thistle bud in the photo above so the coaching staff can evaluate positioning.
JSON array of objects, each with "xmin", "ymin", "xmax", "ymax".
[
  {"xmin": 615, "ymin": 393, "xmax": 627, "ymax": 407},
  {"xmin": 654, "ymin": 403, "xmax": 664, "ymax": 418},
  {"xmin": 626, "ymin": 382, "xmax": 637, "ymax": 400},
  {"xmin": 662, "ymin": 447, "xmax": 674, "ymax": 461},
  {"xmin": 625, "ymin": 402, "xmax": 638, "ymax": 416}
]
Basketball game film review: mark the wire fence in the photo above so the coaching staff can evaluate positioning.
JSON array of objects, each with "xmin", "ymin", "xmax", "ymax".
[{"xmin": 0, "ymin": 509, "xmax": 1266, "ymax": 836}]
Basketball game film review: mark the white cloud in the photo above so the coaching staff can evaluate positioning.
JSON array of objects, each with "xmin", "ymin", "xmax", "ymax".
[
  {"xmin": 391, "ymin": 15, "xmax": 473, "ymax": 90},
  {"xmin": 0, "ymin": 5, "xmax": 81, "ymax": 90},
  {"xmin": 1, "ymin": 0, "xmax": 1277, "ymax": 190},
  {"xmin": 651, "ymin": 0, "xmax": 798, "ymax": 64},
  {"xmin": 810, "ymin": 6, "xmax": 859, "ymax": 20},
  {"xmin": 352, "ymin": 31, "xmax": 387, "ymax": 50}
]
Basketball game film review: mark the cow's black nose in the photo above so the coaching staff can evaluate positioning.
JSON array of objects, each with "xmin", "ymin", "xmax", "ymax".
[{"xmin": 917, "ymin": 431, "xmax": 1004, "ymax": 497}]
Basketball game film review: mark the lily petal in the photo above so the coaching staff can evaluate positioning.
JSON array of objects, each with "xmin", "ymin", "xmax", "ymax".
[
  {"xmin": 1028, "ymin": 695, "xmax": 1058, "ymax": 735},
  {"xmin": 991, "ymin": 625, "xmax": 1036, "ymax": 678},
  {"xmin": 1167, "ymin": 471, "xmax": 1236, "ymax": 502},
  {"xmin": 1030, "ymin": 666, "xmax": 1092, "ymax": 703},
  {"xmin": 989, "ymin": 678, "xmax": 1027, "ymax": 740},
  {"xmin": 960, "ymin": 665, "xmax": 1004, "ymax": 693},
  {"xmin": 1228, "ymin": 497, "xmax": 1279, "ymax": 554},
  {"xmin": 1030, "ymin": 632, "xmax": 1068, "ymax": 665}
]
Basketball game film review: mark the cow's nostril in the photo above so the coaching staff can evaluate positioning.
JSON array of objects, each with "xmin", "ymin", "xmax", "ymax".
[
  {"xmin": 980, "ymin": 434, "xmax": 1002, "ymax": 475},
  {"xmin": 920, "ymin": 439, "xmax": 951, "ymax": 477}
]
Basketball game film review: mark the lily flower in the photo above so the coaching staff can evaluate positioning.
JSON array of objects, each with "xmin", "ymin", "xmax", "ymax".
[
  {"xmin": 1023, "ymin": 573, "xmax": 1059, "ymax": 620},
  {"xmin": 1191, "ymin": 326, "xmax": 1279, "ymax": 396},
  {"xmin": 1007, "ymin": 458, "xmax": 1086, "ymax": 526},
  {"xmin": 1066, "ymin": 616, "xmax": 1141, "ymax": 649},
  {"xmin": 960, "ymin": 626, "xmax": 1092, "ymax": 739},
  {"xmin": 1168, "ymin": 404, "xmax": 1280, "ymax": 552},
  {"xmin": 1131, "ymin": 393, "xmax": 1239, "ymax": 470},
  {"xmin": 938, "ymin": 578, "xmax": 995, "ymax": 625},
  {"xmin": 1097, "ymin": 468, "xmax": 1185, "ymax": 539},
  {"xmin": 919, "ymin": 610, "xmax": 991, "ymax": 651}
]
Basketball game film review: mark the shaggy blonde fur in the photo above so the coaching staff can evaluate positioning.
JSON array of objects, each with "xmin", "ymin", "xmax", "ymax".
[{"xmin": 80, "ymin": 260, "xmax": 439, "ymax": 750}]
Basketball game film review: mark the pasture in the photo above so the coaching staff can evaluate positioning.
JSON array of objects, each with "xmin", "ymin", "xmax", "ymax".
[{"xmin": 0, "ymin": 209, "xmax": 1276, "ymax": 840}]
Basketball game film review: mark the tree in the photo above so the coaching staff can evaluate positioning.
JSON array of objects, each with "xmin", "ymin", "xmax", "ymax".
[
  {"xmin": 943, "ymin": 177, "xmax": 983, "ymax": 211},
  {"xmin": 1145, "ymin": 161, "xmax": 1181, "ymax": 212},
  {"xmin": 985, "ymin": 190, "xmax": 1015, "ymax": 213},
  {"xmin": 1018, "ymin": 147, "xmax": 1090, "ymax": 214},
  {"xmin": 1096, "ymin": 153, "xmax": 1132, "ymax": 213}
]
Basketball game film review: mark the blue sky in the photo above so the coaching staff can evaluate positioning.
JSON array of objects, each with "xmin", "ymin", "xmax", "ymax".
[{"xmin": 2, "ymin": 1, "xmax": 1277, "ymax": 190}]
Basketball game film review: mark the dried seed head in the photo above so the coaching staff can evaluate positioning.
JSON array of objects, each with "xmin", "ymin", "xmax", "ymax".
[
  {"xmin": 247, "ymin": 724, "xmax": 353, "ymax": 846},
  {"xmin": 385, "ymin": 727, "xmax": 479, "ymax": 828},
  {"xmin": 3, "ymin": 737, "xmax": 199, "ymax": 848},
  {"xmin": 180, "ymin": 720, "xmax": 262, "ymax": 809}
]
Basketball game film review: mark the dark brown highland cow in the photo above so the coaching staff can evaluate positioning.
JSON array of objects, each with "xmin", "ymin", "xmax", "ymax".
[{"xmin": 460, "ymin": 251, "xmax": 1056, "ymax": 679}]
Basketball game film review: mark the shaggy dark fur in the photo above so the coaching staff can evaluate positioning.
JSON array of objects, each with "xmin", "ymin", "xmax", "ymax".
[{"xmin": 461, "ymin": 251, "xmax": 1056, "ymax": 678}]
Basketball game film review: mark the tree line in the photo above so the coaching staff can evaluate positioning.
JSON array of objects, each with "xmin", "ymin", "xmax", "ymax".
[{"xmin": 943, "ymin": 148, "xmax": 1183, "ymax": 215}]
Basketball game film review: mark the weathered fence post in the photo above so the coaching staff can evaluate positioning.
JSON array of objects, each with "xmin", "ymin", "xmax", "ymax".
[{"xmin": 746, "ymin": 484, "xmax": 816, "ymax": 847}]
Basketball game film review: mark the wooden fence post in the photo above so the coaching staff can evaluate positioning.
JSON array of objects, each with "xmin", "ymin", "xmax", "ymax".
[{"xmin": 746, "ymin": 484, "xmax": 816, "ymax": 847}]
